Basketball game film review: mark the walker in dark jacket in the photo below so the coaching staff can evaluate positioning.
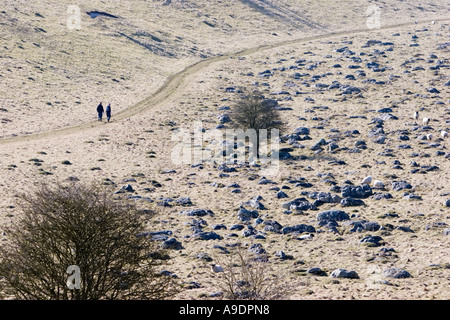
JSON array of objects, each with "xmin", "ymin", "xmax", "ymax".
[
  {"xmin": 106, "ymin": 104, "xmax": 111, "ymax": 122},
  {"xmin": 97, "ymin": 102, "xmax": 104, "ymax": 121}
]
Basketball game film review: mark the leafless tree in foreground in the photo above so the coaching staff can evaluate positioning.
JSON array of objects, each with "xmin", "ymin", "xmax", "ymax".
[{"xmin": 0, "ymin": 182, "xmax": 180, "ymax": 300}]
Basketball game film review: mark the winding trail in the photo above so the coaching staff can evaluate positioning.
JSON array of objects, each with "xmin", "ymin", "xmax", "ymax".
[{"xmin": 1, "ymin": 17, "xmax": 448, "ymax": 146}]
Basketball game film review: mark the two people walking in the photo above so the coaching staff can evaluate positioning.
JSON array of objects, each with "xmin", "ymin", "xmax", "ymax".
[{"xmin": 97, "ymin": 102, "xmax": 112, "ymax": 122}]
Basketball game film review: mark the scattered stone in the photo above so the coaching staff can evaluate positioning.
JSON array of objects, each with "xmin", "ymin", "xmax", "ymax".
[
  {"xmin": 180, "ymin": 209, "xmax": 214, "ymax": 217},
  {"xmin": 371, "ymin": 193, "xmax": 393, "ymax": 200},
  {"xmin": 243, "ymin": 196, "xmax": 266, "ymax": 210},
  {"xmin": 330, "ymin": 269, "xmax": 359, "ymax": 279},
  {"xmin": 275, "ymin": 250, "xmax": 294, "ymax": 260},
  {"xmin": 282, "ymin": 198, "xmax": 316, "ymax": 211},
  {"xmin": 317, "ymin": 210, "xmax": 350, "ymax": 222},
  {"xmin": 396, "ymin": 226, "xmax": 414, "ymax": 233},
  {"xmin": 344, "ymin": 220, "xmax": 380, "ymax": 232},
  {"xmin": 341, "ymin": 185, "xmax": 372, "ymax": 198},
  {"xmin": 307, "ymin": 268, "xmax": 327, "ymax": 276},
  {"xmin": 192, "ymin": 231, "xmax": 223, "ymax": 241},
  {"xmin": 308, "ymin": 191, "xmax": 342, "ymax": 204},
  {"xmin": 176, "ymin": 197, "xmax": 192, "ymax": 206},
  {"xmin": 276, "ymin": 190, "xmax": 289, "ymax": 198},
  {"xmin": 237, "ymin": 206, "xmax": 259, "ymax": 222},
  {"xmin": 281, "ymin": 224, "xmax": 316, "ymax": 234},
  {"xmin": 392, "ymin": 181, "xmax": 412, "ymax": 191},
  {"xmin": 248, "ymin": 243, "xmax": 266, "ymax": 255},
  {"xmin": 121, "ymin": 184, "xmax": 134, "ymax": 192},
  {"xmin": 263, "ymin": 220, "xmax": 283, "ymax": 233},
  {"xmin": 340, "ymin": 197, "xmax": 366, "ymax": 207},
  {"xmin": 359, "ymin": 235, "xmax": 385, "ymax": 247},
  {"xmin": 383, "ymin": 268, "xmax": 412, "ymax": 279},
  {"xmin": 294, "ymin": 127, "xmax": 310, "ymax": 135},
  {"xmin": 425, "ymin": 222, "xmax": 448, "ymax": 231},
  {"xmin": 196, "ymin": 253, "xmax": 213, "ymax": 262},
  {"xmin": 161, "ymin": 238, "xmax": 183, "ymax": 250}
]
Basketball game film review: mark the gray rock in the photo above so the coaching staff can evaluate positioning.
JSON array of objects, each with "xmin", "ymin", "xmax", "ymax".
[
  {"xmin": 176, "ymin": 197, "xmax": 192, "ymax": 206},
  {"xmin": 218, "ymin": 113, "xmax": 231, "ymax": 123},
  {"xmin": 143, "ymin": 230, "xmax": 173, "ymax": 240},
  {"xmin": 445, "ymin": 199, "xmax": 450, "ymax": 207},
  {"xmin": 378, "ymin": 113, "xmax": 398, "ymax": 121},
  {"xmin": 443, "ymin": 228, "xmax": 450, "ymax": 236},
  {"xmin": 248, "ymin": 243, "xmax": 266, "ymax": 255},
  {"xmin": 382, "ymin": 268, "xmax": 411, "ymax": 279},
  {"xmin": 196, "ymin": 253, "xmax": 213, "ymax": 262},
  {"xmin": 340, "ymin": 85, "xmax": 361, "ymax": 94},
  {"xmin": 307, "ymin": 268, "xmax": 327, "ymax": 276},
  {"xmin": 180, "ymin": 209, "xmax": 214, "ymax": 217},
  {"xmin": 282, "ymin": 198, "xmax": 316, "ymax": 211},
  {"xmin": 237, "ymin": 206, "xmax": 259, "ymax": 222},
  {"xmin": 371, "ymin": 192, "xmax": 393, "ymax": 200},
  {"xmin": 243, "ymin": 196, "xmax": 266, "ymax": 210},
  {"xmin": 258, "ymin": 178, "xmax": 275, "ymax": 185},
  {"xmin": 308, "ymin": 191, "xmax": 342, "ymax": 204},
  {"xmin": 392, "ymin": 181, "xmax": 412, "ymax": 191},
  {"xmin": 378, "ymin": 107, "xmax": 393, "ymax": 113},
  {"xmin": 276, "ymin": 190, "xmax": 289, "ymax": 199},
  {"xmin": 192, "ymin": 231, "xmax": 223, "ymax": 241},
  {"xmin": 217, "ymin": 164, "xmax": 237, "ymax": 172},
  {"xmin": 341, "ymin": 197, "xmax": 366, "ymax": 207},
  {"xmin": 328, "ymin": 142, "xmax": 339, "ymax": 152},
  {"xmin": 311, "ymin": 138, "xmax": 328, "ymax": 151},
  {"xmin": 294, "ymin": 127, "xmax": 310, "ymax": 135},
  {"xmin": 427, "ymin": 87, "xmax": 440, "ymax": 94},
  {"xmin": 161, "ymin": 238, "xmax": 183, "ymax": 250},
  {"xmin": 403, "ymin": 193, "xmax": 422, "ymax": 200},
  {"xmin": 341, "ymin": 185, "xmax": 372, "ymax": 199},
  {"xmin": 160, "ymin": 270, "xmax": 178, "ymax": 278},
  {"xmin": 343, "ymin": 220, "xmax": 380, "ymax": 232},
  {"xmin": 263, "ymin": 220, "xmax": 283, "ymax": 233},
  {"xmin": 425, "ymin": 222, "xmax": 448, "ymax": 231},
  {"xmin": 185, "ymin": 281, "xmax": 202, "ymax": 289},
  {"xmin": 330, "ymin": 268, "xmax": 359, "ymax": 279},
  {"xmin": 317, "ymin": 210, "xmax": 350, "ymax": 222},
  {"xmin": 275, "ymin": 251, "xmax": 294, "ymax": 260},
  {"xmin": 318, "ymin": 220, "xmax": 340, "ymax": 233},
  {"xmin": 281, "ymin": 224, "xmax": 316, "ymax": 234},
  {"xmin": 373, "ymin": 135, "xmax": 387, "ymax": 144},
  {"xmin": 121, "ymin": 184, "xmax": 134, "ymax": 192},
  {"xmin": 360, "ymin": 235, "xmax": 384, "ymax": 247},
  {"xmin": 230, "ymin": 224, "xmax": 244, "ymax": 231},
  {"xmin": 396, "ymin": 226, "xmax": 414, "ymax": 233},
  {"xmin": 242, "ymin": 225, "xmax": 257, "ymax": 237}
]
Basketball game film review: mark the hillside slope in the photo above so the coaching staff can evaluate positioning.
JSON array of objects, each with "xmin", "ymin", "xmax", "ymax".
[{"xmin": 1, "ymin": 0, "xmax": 448, "ymax": 137}]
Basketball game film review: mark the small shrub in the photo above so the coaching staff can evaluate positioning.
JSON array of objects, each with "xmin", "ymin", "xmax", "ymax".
[{"xmin": 214, "ymin": 243, "xmax": 293, "ymax": 300}]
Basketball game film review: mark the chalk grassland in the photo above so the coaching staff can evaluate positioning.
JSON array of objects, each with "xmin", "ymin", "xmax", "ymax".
[
  {"xmin": 0, "ymin": 0, "xmax": 449, "ymax": 300},
  {"xmin": 1, "ymin": 0, "xmax": 448, "ymax": 137}
]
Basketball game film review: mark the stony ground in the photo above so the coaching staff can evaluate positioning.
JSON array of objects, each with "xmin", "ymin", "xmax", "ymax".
[{"xmin": 0, "ymin": 1, "xmax": 449, "ymax": 300}]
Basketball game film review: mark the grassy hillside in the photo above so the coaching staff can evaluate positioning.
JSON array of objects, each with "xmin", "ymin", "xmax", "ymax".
[{"xmin": 1, "ymin": 0, "xmax": 448, "ymax": 137}]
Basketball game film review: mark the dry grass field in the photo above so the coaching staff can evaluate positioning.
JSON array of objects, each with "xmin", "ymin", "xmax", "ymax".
[{"xmin": 0, "ymin": 0, "xmax": 449, "ymax": 300}]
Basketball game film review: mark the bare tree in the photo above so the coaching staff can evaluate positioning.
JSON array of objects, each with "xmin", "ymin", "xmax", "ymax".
[
  {"xmin": 230, "ymin": 91, "xmax": 285, "ymax": 158},
  {"xmin": 214, "ymin": 244, "xmax": 292, "ymax": 300},
  {"xmin": 0, "ymin": 182, "xmax": 180, "ymax": 300}
]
